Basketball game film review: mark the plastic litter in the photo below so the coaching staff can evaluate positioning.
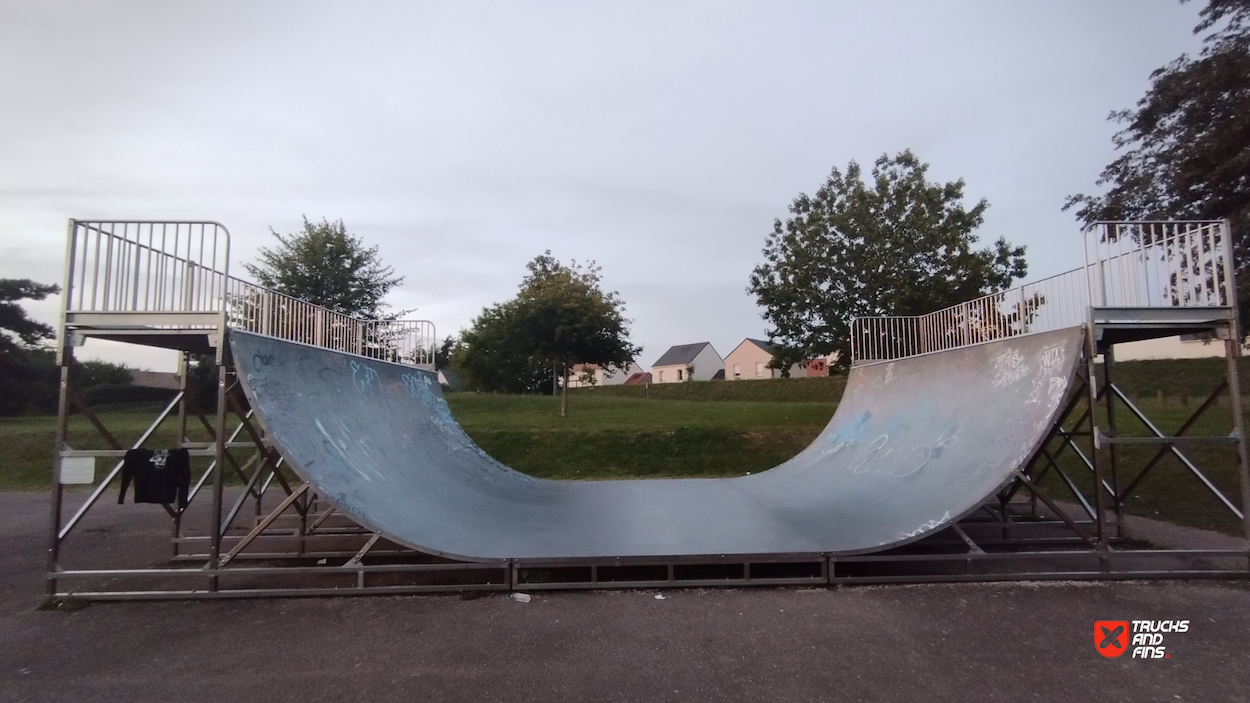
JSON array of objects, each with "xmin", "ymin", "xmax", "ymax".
[{"xmin": 510, "ymin": 592, "xmax": 531, "ymax": 603}]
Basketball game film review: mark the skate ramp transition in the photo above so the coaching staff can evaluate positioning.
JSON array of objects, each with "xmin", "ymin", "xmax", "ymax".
[{"xmin": 231, "ymin": 326, "xmax": 1084, "ymax": 561}]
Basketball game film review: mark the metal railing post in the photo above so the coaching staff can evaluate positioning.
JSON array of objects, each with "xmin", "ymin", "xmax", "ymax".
[
  {"xmin": 172, "ymin": 351, "xmax": 190, "ymax": 559},
  {"xmin": 208, "ymin": 352, "xmax": 229, "ymax": 591},
  {"xmin": 45, "ymin": 354, "xmax": 73, "ymax": 597}
]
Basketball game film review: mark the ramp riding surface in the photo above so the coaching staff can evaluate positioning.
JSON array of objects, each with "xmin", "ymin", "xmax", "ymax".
[{"xmin": 231, "ymin": 327, "xmax": 1084, "ymax": 560}]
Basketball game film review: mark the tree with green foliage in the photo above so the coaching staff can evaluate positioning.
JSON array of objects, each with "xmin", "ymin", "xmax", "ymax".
[
  {"xmin": 0, "ymin": 279, "xmax": 61, "ymax": 415},
  {"xmin": 748, "ymin": 150, "xmax": 1028, "ymax": 370},
  {"xmin": 1065, "ymin": 0, "xmax": 1250, "ymax": 329},
  {"xmin": 243, "ymin": 217, "xmax": 406, "ymax": 319},
  {"xmin": 434, "ymin": 336, "xmax": 458, "ymax": 368},
  {"xmin": 454, "ymin": 301, "xmax": 556, "ymax": 395},
  {"xmin": 454, "ymin": 252, "xmax": 642, "ymax": 415},
  {"xmin": 0, "ymin": 279, "xmax": 59, "ymax": 352},
  {"xmin": 75, "ymin": 360, "xmax": 133, "ymax": 388}
]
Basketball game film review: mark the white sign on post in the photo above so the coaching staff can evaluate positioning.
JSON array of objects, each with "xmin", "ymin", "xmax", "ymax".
[{"xmin": 59, "ymin": 456, "xmax": 96, "ymax": 485}]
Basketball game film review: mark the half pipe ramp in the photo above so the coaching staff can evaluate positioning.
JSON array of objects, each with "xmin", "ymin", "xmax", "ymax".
[{"xmin": 231, "ymin": 326, "xmax": 1084, "ymax": 561}]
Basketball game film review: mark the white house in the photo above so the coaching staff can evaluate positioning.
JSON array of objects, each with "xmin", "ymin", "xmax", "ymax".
[
  {"xmin": 566, "ymin": 361, "xmax": 646, "ymax": 388},
  {"xmin": 651, "ymin": 342, "xmax": 724, "ymax": 383},
  {"xmin": 1110, "ymin": 335, "xmax": 1226, "ymax": 361}
]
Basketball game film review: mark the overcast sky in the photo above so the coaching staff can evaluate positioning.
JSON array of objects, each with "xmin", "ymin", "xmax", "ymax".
[{"xmin": 1, "ymin": 0, "xmax": 1206, "ymax": 371}]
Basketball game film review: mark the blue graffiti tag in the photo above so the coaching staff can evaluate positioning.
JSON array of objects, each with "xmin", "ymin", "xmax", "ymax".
[
  {"xmin": 402, "ymin": 372, "xmax": 457, "ymax": 426},
  {"xmin": 349, "ymin": 360, "xmax": 381, "ymax": 395}
]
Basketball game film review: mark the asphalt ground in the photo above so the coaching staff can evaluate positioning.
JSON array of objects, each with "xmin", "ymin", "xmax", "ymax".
[{"xmin": 3, "ymin": 491, "xmax": 1250, "ymax": 703}]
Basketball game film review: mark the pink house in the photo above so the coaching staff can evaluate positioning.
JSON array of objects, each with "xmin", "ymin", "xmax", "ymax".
[{"xmin": 724, "ymin": 338, "xmax": 833, "ymax": 380}]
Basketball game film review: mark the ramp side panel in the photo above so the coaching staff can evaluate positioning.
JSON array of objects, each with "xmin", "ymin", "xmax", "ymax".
[
  {"xmin": 231, "ymin": 327, "xmax": 1084, "ymax": 559},
  {"xmin": 741, "ymin": 330, "xmax": 1082, "ymax": 550}
]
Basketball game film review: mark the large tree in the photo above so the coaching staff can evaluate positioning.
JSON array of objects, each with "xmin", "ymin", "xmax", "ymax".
[
  {"xmin": 454, "ymin": 252, "xmax": 641, "ymax": 415},
  {"xmin": 1065, "ymin": 0, "xmax": 1250, "ymax": 327},
  {"xmin": 243, "ymin": 217, "xmax": 406, "ymax": 319},
  {"xmin": 748, "ymin": 150, "xmax": 1028, "ymax": 370}
]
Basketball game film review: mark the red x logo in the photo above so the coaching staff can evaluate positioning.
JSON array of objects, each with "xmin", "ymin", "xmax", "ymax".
[{"xmin": 1095, "ymin": 620, "xmax": 1129, "ymax": 658}]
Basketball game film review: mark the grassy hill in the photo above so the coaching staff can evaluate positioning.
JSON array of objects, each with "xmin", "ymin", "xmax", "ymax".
[
  {"xmin": 1094, "ymin": 355, "xmax": 1250, "ymax": 399},
  {"xmin": 446, "ymin": 393, "xmax": 834, "ymax": 480},
  {"xmin": 570, "ymin": 355, "xmax": 1250, "ymax": 403},
  {"xmin": 568, "ymin": 374, "xmax": 847, "ymax": 403}
]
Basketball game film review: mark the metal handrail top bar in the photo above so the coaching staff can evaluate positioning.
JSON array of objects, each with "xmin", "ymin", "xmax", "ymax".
[
  {"xmin": 1085, "ymin": 219, "xmax": 1227, "ymax": 226},
  {"xmin": 879, "ymin": 265, "xmax": 1087, "ymax": 323},
  {"xmin": 71, "ymin": 220, "xmax": 230, "ymax": 271},
  {"xmin": 850, "ymin": 218, "xmax": 1236, "ymax": 363},
  {"xmin": 64, "ymin": 218, "xmax": 437, "ymax": 366}
]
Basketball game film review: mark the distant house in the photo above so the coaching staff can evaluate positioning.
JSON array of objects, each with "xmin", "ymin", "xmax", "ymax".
[
  {"xmin": 566, "ymin": 361, "xmax": 646, "ymax": 388},
  {"xmin": 651, "ymin": 342, "xmax": 724, "ymax": 383},
  {"xmin": 1111, "ymin": 335, "xmax": 1225, "ymax": 361},
  {"xmin": 724, "ymin": 338, "xmax": 831, "ymax": 380},
  {"xmin": 623, "ymin": 372, "xmax": 652, "ymax": 385},
  {"xmin": 724, "ymin": 338, "xmax": 802, "ymax": 380}
]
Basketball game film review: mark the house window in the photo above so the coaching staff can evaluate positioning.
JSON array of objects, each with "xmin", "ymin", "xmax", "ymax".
[
  {"xmin": 755, "ymin": 362, "xmax": 763, "ymax": 377},
  {"xmin": 733, "ymin": 364, "xmax": 740, "ymax": 379},
  {"xmin": 677, "ymin": 369, "xmax": 683, "ymax": 381},
  {"xmin": 658, "ymin": 370, "xmax": 664, "ymax": 382}
]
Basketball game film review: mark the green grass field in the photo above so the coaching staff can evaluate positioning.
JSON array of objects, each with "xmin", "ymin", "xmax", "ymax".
[
  {"xmin": 2, "ymin": 357, "xmax": 1247, "ymax": 536},
  {"xmin": 446, "ymin": 393, "xmax": 833, "ymax": 479},
  {"xmin": 568, "ymin": 374, "xmax": 847, "ymax": 403},
  {"xmin": 1035, "ymin": 392, "xmax": 1249, "ymax": 535},
  {"xmin": 0, "ymin": 403, "xmax": 232, "ymax": 492}
]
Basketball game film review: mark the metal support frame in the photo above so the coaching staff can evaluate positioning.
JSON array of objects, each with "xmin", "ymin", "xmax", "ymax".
[
  {"xmin": 44, "ymin": 218, "xmax": 1250, "ymax": 601},
  {"xmin": 1008, "ymin": 320, "xmax": 1250, "ymax": 553}
]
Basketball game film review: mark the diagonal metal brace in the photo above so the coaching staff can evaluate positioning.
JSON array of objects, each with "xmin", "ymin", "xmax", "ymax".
[
  {"xmin": 217, "ymin": 482, "xmax": 309, "ymax": 568},
  {"xmin": 950, "ymin": 523, "xmax": 984, "ymax": 555},
  {"xmin": 1011, "ymin": 470, "xmax": 1099, "ymax": 548},
  {"xmin": 1109, "ymin": 384, "xmax": 1244, "ymax": 520},
  {"xmin": 344, "ymin": 533, "xmax": 383, "ymax": 567},
  {"xmin": 1040, "ymin": 447, "xmax": 1097, "ymax": 520}
]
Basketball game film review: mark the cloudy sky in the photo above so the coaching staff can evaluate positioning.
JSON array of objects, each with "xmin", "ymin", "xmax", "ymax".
[{"xmin": 1, "ymin": 0, "xmax": 1206, "ymax": 371}]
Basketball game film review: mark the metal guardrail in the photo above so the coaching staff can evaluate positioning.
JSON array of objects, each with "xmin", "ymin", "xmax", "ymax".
[
  {"xmin": 1083, "ymin": 220, "xmax": 1234, "ymax": 309},
  {"xmin": 851, "ymin": 267, "xmax": 1089, "ymax": 364},
  {"xmin": 65, "ymin": 221, "xmax": 231, "ymax": 317},
  {"xmin": 851, "ymin": 219, "xmax": 1235, "ymax": 364},
  {"xmin": 64, "ymin": 220, "xmax": 435, "ymax": 366},
  {"xmin": 224, "ymin": 277, "xmax": 436, "ymax": 365}
]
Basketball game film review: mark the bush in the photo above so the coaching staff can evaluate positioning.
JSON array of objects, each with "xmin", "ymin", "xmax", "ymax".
[
  {"xmin": 81, "ymin": 384, "xmax": 177, "ymax": 407},
  {"xmin": 184, "ymin": 355, "xmax": 220, "ymax": 410},
  {"xmin": 74, "ymin": 360, "xmax": 133, "ymax": 387},
  {"xmin": 0, "ymin": 348, "xmax": 59, "ymax": 415}
]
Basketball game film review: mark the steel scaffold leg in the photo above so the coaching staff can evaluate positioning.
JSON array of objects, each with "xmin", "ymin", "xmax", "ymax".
[
  {"xmin": 1226, "ymin": 337, "xmax": 1250, "ymax": 541},
  {"xmin": 208, "ymin": 348, "xmax": 229, "ymax": 591},
  {"xmin": 45, "ymin": 348, "xmax": 73, "ymax": 597}
]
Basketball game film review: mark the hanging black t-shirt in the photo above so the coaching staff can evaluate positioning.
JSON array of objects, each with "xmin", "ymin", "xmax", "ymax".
[{"xmin": 118, "ymin": 448, "xmax": 191, "ymax": 508}]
